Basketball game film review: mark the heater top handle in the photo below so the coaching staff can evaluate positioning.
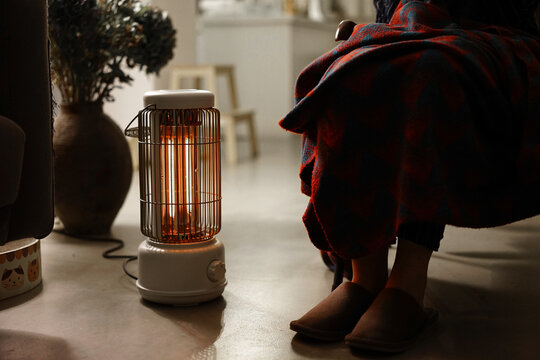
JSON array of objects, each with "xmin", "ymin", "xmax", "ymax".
[{"xmin": 124, "ymin": 104, "xmax": 156, "ymax": 138}]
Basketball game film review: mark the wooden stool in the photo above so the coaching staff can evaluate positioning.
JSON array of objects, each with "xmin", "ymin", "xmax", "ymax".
[{"xmin": 170, "ymin": 65, "xmax": 259, "ymax": 164}]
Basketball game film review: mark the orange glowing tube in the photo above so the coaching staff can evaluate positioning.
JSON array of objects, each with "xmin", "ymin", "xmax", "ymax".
[{"xmin": 160, "ymin": 119, "xmax": 203, "ymax": 242}]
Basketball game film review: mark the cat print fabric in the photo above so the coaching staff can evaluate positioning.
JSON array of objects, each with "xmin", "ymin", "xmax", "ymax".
[{"xmin": 2, "ymin": 265, "xmax": 25, "ymax": 290}]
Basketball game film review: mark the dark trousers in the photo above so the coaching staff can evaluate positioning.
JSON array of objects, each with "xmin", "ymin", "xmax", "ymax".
[{"xmin": 397, "ymin": 222, "xmax": 445, "ymax": 251}]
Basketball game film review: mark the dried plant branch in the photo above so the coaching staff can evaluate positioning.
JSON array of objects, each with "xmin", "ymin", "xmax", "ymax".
[{"xmin": 49, "ymin": 0, "xmax": 176, "ymax": 105}]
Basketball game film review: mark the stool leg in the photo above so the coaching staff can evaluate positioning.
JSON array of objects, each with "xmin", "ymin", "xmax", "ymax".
[
  {"xmin": 224, "ymin": 117, "xmax": 238, "ymax": 164},
  {"xmin": 247, "ymin": 115, "xmax": 258, "ymax": 157}
]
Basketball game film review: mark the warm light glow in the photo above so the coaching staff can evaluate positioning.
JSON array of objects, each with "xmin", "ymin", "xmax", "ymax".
[{"xmin": 160, "ymin": 123, "xmax": 204, "ymax": 242}]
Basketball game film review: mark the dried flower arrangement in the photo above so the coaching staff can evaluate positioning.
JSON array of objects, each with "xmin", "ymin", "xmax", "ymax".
[{"xmin": 49, "ymin": 0, "xmax": 176, "ymax": 104}]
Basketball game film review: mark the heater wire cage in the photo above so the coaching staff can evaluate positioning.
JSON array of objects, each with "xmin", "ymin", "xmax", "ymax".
[{"xmin": 137, "ymin": 106, "xmax": 221, "ymax": 244}]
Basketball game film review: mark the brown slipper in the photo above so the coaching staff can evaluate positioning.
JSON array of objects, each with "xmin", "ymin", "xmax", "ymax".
[
  {"xmin": 345, "ymin": 288, "xmax": 438, "ymax": 353},
  {"xmin": 290, "ymin": 282, "xmax": 375, "ymax": 341}
]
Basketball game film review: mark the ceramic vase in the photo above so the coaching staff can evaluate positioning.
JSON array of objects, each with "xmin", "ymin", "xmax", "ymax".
[{"xmin": 53, "ymin": 103, "xmax": 132, "ymax": 236}]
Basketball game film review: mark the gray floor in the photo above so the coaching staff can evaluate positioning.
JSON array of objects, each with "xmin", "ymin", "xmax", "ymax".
[{"xmin": 2, "ymin": 138, "xmax": 540, "ymax": 359}]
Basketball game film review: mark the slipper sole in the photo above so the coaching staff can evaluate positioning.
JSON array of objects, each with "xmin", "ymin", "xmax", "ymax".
[
  {"xmin": 290, "ymin": 321, "xmax": 348, "ymax": 341},
  {"xmin": 345, "ymin": 308, "xmax": 438, "ymax": 353}
]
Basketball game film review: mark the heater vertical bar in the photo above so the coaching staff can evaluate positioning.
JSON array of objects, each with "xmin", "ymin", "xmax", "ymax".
[
  {"xmin": 193, "ymin": 110, "xmax": 200, "ymax": 237},
  {"xmin": 174, "ymin": 110, "xmax": 180, "ymax": 239},
  {"xmin": 162, "ymin": 118, "xmax": 168, "ymax": 239},
  {"xmin": 138, "ymin": 110, "xmax": 147, "ymax": 235},
  {"xmin": 215, "ymin": 109, "xmax": 221, "ymax": 233},
  {"xmin": 153, "ymin": 111, "xmax": 162, "ymax": 240},
  {"xmin": 181, "ymin": 112, "xmax": 187, "ymax": 239},
  {"xmin": 204, "ymin": 110, "xmax": 209, "ymax": 235}
]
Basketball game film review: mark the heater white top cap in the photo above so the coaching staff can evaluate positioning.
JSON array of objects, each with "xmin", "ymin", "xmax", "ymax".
[{"xmin": 143, "ymin": 89, "xmax": 214, "ymax": 109}]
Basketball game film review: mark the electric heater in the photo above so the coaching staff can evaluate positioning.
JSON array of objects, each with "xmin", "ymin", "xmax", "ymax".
[{"xmin": 127, "ymin": 89, "xmax": 226, "ymax": 305}]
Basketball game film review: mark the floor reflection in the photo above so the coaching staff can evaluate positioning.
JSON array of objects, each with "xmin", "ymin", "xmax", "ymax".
[{"xmin": 143, "ymin": 296, "xmax": 226, "ymax": 358}]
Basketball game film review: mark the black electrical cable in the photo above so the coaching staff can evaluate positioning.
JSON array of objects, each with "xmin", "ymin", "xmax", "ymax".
[
  {"xmin": 331, "ymin": 256, "xmax": 344, "ymax": 291},
  {"xmin": 52, "ymin": 228, "xmax": 138, "ymax": 280}
]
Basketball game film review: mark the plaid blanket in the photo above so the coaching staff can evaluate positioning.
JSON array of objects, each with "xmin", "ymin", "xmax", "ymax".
[{"xmin": 280, "ymin": 0, "xmax": 540, "ymax": 259}]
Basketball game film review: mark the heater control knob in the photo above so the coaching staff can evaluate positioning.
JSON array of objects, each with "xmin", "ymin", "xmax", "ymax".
[{"xmin": 207, "ymin": 260, "xmax": 226, "ymax": 282}]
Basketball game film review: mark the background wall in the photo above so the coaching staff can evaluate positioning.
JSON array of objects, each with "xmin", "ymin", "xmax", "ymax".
[
  {"xmin": 102, "ymin": 0, "xmax": 377, "ymax": 139},
  {"xmin": 196, "ymin": 16, "xmax": 337, "ymax": 140}
]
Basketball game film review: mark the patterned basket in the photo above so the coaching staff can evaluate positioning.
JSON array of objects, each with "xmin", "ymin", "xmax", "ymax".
[{"xmin": 0, "ymin": 238, "xmax": 42, "ymax": 300}]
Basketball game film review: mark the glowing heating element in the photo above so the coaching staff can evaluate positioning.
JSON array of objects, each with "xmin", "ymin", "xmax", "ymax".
[
  {"xmin": 160, "ymin": 123, "xmax": 200, "ymax": 241},
  {"xmin": 139, "ymin": 108, "xmax": 221, "ymax": 244}
]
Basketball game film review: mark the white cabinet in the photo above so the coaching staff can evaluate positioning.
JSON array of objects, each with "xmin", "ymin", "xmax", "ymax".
[{"xmin": 197, "ymin": 16, "xmax": 337, "ymax": 139}]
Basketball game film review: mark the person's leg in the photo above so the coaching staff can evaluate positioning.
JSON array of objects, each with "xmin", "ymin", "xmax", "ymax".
[
  {"xmin": 386, "ymin": 238, "xmax": 432, "ymax": 305},
  {"xmin": 289, "ymin": 246, "xmax": 389, "ymax": 341},
  {"xmin": 345, "ymin": 223, "xmax": 444, "ymax": 352},
  {"xmin": 388, "ymin": 222, "xmax": 445, "ymax": 304},
  {"xmin": 351, "ymin": 245, "xmax": 389, "ymax": 296}
]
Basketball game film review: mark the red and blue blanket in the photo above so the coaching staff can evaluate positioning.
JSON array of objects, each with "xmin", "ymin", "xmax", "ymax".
[{"xmin": 280, "ymin": 0, "xmax": 540, "ymax": 259}]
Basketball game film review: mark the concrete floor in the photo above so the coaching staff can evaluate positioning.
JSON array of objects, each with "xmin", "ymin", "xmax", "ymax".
[{"xmin": 2, "ymin": 138, "xmax": 540, "ymax": 359}]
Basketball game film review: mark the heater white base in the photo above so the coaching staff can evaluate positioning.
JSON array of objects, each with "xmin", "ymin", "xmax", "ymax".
[{"xmin": 136, "ymin": 237, "xmax": 226, "ymax": 306}]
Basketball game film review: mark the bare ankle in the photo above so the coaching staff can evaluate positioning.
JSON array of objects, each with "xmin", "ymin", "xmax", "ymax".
[
  {"xmin": 385, "ymin": 277, "xmax": 426, "ymax": 305},
  {"xmin": 351, "ymin": 246, "xmax": 389, "ymax": 295}
]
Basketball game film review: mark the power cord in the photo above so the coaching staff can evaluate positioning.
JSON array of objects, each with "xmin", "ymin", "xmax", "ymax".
[{"xmin": 52, "ymin": 228, "xmax": 138, "ymax": 280}]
